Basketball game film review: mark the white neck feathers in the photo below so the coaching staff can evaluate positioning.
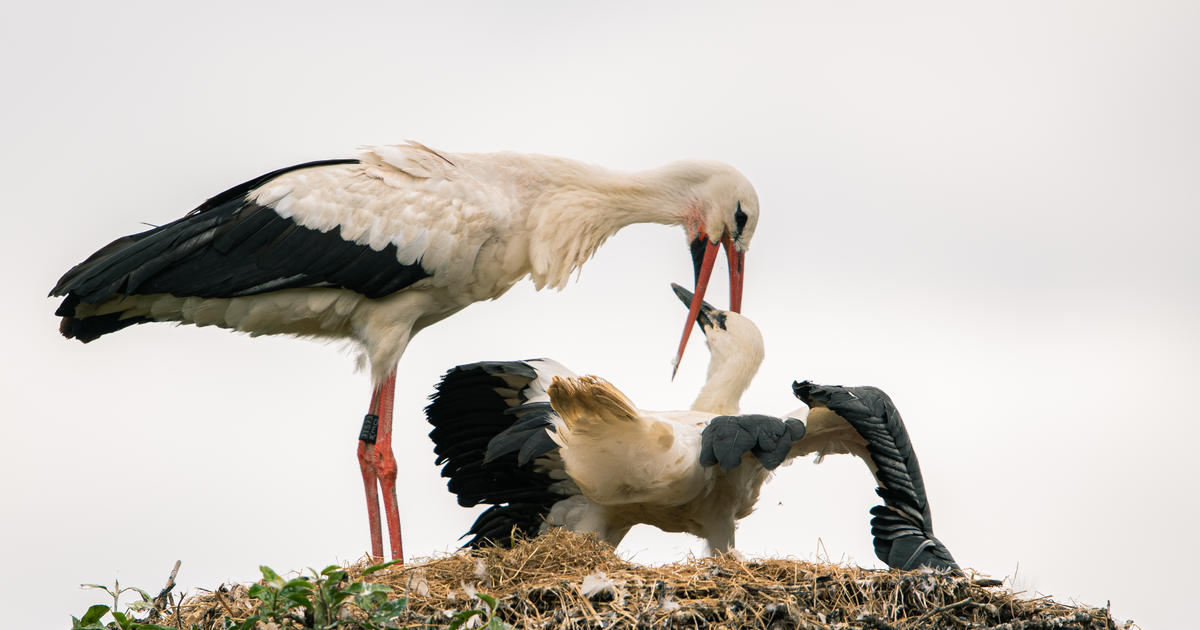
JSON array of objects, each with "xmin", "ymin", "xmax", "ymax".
[
  {"xmin": 689, "ymin": 318, "xmax": 765, "ymax": 415},
  {"xmin": 512, "ymin": 157, "xmax": 698, "ymax": 290}
]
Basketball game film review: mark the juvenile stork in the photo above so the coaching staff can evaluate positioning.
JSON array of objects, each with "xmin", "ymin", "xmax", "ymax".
[
  {"xmin": 427, "ymin": 283, "xmax": 765, "ymax": 552},
  {"xmin": 428, "ymin": 285, "xmax": 957, "ymax": 569},
  {"xmin": 49, "ymin": 142, "xmax": 759, "ymax": 561}
]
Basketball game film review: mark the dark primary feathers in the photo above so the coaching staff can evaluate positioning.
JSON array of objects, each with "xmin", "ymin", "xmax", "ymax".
[
  {"xmin": 426, "ymin": 360, "xmax": 570, "ymax": 548},
  {"xmin": 50, "ymin": 159, "xmax": 430, "ymax": 342},
  {"xmin": 793, "ymin": 381, "xmax": 958, "ymax": 571},
  {"xmin": 700, "ymin": 414, "xmax": 806, "ymax": 471}
]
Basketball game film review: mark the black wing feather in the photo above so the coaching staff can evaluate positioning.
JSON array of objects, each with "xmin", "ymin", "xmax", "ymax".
[
  {"xmin": 792, "ymin": 380, "xmax": 959, "ymax": 571},
  {"xmin": 426, "ymin": 361, "xmax": 570, "ymax": 548},
  {"xmin": 51, "ymin": 159, "xmax": 432, "ymax": 341},
  {"xmin": 699, "ymin": 414, "xmax": 807, "ymax": 472}
]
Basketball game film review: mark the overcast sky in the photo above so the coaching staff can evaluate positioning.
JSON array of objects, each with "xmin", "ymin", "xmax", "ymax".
[{"xmin": 2, "ymin": 2, "xmax": 1197, "ymax": 628}]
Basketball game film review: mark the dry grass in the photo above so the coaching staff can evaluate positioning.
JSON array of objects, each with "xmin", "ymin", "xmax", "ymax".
[{"xmin": 172, "ymin": 529, "xmax": 1129, "ymax": 629}]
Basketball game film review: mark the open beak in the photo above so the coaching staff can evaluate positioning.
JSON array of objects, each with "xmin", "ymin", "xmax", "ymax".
[{"xmin": 672, "ymin": 231, "xmax": 746, "ymax": 378}]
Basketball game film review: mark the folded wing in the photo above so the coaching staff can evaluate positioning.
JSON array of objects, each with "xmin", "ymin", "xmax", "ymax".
[{"xmin": 51, "ymin": 143, "xmax": 509, "ymax": 342}]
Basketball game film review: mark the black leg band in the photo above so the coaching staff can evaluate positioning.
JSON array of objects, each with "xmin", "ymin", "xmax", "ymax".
[{"xmin": 359, "ymin": 414, "xmax": 379, "ymax": 443}]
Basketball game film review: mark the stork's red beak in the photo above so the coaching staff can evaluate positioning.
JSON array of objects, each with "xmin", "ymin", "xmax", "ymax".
[
  {"xmin": 672, "ymin": 231, "xmax": 745, "ymax": 378},
  {"xmin": 722, "ymin": 232, "xmax": 744, "ymax": 313}
]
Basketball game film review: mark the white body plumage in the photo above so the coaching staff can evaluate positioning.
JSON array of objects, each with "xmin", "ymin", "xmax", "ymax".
[
  {"xmin": 545, "ymin": 305, "xmax": 768, "ymax": 553},
  {"xmin": 61, "ymin": 143, "xmax": 760, "ymax": 383}
]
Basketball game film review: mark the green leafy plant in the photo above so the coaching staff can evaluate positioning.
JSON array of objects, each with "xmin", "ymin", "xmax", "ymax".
[
  {"xmin": 70, "ymin": 558, "xmax": 510, "ymax": 630},
  {"xmin": 441, "ymin": 593, "xmax": 512, "ymax": 630},
  {"xmin": 72, "ymin": 578, "xmax": 173, "ymax": 630},
  {"xmin": 235, "ymin": 561, "xmax": 411, "ymax": 629},
  {"xmin": 347, "ymin": 561, "xmax": 409, "ymax": 628}
]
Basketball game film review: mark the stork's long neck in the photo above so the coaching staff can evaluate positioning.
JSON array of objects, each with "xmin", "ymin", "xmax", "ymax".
[
  {"xmin": 689, "ymin": 341, "xmax": 762, "ymax": 415},
  {"xmin": 511, "ymin": 157, "xmax": 695, "ymax": 291}
]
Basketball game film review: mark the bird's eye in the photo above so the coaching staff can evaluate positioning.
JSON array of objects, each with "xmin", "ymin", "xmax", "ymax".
[{"xmin": 734, "ymin": 202, "xmax": 748, "ymax": 237}]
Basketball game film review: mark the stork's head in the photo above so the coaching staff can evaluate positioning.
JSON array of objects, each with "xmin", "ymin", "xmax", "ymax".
[
  {"xmin": 665, "ymin": 160, "xmax": 759, "ymax": 377},
  {"xmin": 671, "ymin": 283, "xmax": 764, "ymax": 411}
]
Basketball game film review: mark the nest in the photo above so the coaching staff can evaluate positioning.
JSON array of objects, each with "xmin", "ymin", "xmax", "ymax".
[{"xmin": 170, "ymin": 529, "xmax": 1128, "ymax": 629}]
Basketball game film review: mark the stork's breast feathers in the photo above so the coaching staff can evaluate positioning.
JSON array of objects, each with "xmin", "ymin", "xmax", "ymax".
[{"xmin": 248, "ymin": 159, "xmax": 514, "ymax": 290}]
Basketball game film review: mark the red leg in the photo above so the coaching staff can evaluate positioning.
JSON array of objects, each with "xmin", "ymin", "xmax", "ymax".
[
  {"xmin": 374, "ymin": 370, "xmax": 404, "ymax": 562},
  {"xmin": 358, "ymin": 387, "xmax": 385, "ymax": 561}
]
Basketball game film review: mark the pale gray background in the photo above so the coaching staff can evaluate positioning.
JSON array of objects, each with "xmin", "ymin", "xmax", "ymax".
[{"xmin": 2, "ymin": 2, "xmax": 1196, "ymax": 628}]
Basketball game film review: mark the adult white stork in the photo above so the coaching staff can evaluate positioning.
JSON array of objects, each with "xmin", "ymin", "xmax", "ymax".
[
  {"xmin": 427, "ymin": 285, "xmax": 957, "ymax": 569},
  {"xmin": 49, "ymin": 142, "xmax": 760, "ymax": 561}
]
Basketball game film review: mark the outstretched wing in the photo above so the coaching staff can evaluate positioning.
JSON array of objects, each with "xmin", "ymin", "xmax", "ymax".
[
  {"xmin": 426, "ymin": 359, "xmax": 579, "ymax": 548},
  {"xmin": 792, "ymin": 380, "xmax": 958, "ymax": 571},
  {"xmin": 51, "ymin": 143, "xmax": 507, "ymax": 341}
]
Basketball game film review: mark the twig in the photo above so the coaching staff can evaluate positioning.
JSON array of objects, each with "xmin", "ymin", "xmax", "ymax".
[
  {"xmin": 172, "ymin": 592, "xmax": 184, "ymax": 630},
  {"xmin": 508, "ymin": 540, "xmax": 542, "ymax": 583},
  {"xmin": 574, "ymin": 587, "xmax": 602, "ymax": 624},
  {"xmin": 153, "ymin": 560, "xmax": 182, "ymax": 613},
  {"xmin": 212, "ymin": 587, "xmax": 239, "ymax": 620},
  {"xmin": 906, "ymin": 597, "xmax": 973, "ymax": 627}
]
